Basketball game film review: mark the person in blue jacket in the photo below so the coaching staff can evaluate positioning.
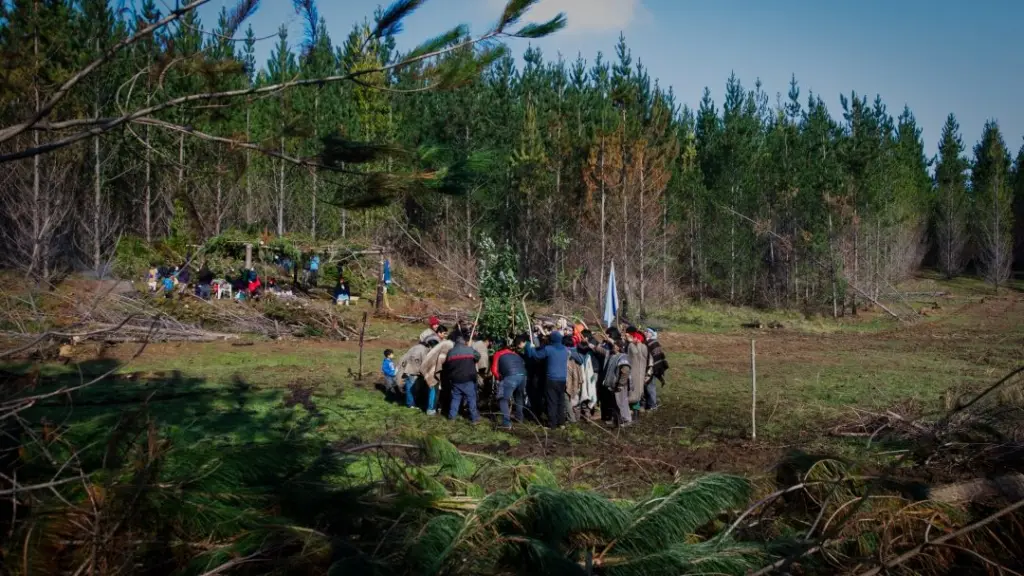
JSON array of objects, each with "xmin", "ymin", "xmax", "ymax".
[
  {"xmin": 525, "ymin": 330, "xmax": 584, "ymax": 429},
  {"xmin": 308, "ymin": 253, "xmax": 321, "ymax": 287},
  {"xmin": 381, "ymin": 349, "xmax": 398, "ymax": 398}
]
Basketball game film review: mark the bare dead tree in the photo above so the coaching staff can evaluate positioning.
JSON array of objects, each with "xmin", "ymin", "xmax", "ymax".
[
  {"xmin": 978, "ymin": 170, "xmax": 1014, "ymax": 290},
  {"xmin": 0, "ymin": 150, "xmax": 78, "ymax": 281}
]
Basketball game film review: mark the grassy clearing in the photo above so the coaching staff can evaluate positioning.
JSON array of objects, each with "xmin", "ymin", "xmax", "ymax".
[
  {"xmin": 5, "ymin": 274, "xmax": 1021, "ymax": 488},
  {"xmin": 646, "ymin": 299, "xmax": 893, "ymax": 335}
]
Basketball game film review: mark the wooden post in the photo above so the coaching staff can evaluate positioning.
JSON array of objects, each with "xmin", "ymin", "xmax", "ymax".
[
  {"xmin": 244, "ymin": 243, "xmax": 252, "ymax": 270},
  {"xmin": 357, "ymin": 311, "xmax": 368, "ymax": 380},
  {"xmin": 751, "ymin": 339, "xmax": 757, "ymax": 440},
  {"xmin": 374, "ymin": 253, "xmax": 385, "ymax": 312}
]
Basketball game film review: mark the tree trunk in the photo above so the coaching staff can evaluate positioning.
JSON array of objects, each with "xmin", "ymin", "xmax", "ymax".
[
  {"xmin": 852, "ymin": 203, "xmax": 859, "ymax": 316},
  {"xmin": 599, "ymin": 136, "xmax": 606, "ymax": 311},
  {"xmin": 277, "ymin": 136, "xmax": 285, "ymax": 237},
  {"xmin": 663, "ymin": 194, "xmax": 668, "ymax": 289},
  {"xmin": 465, "ymin": 198, "xmax": 472, "ymax": 270},
  {"xmin": 730, "ymin": 186, "xmax": 736, "ymax": 303},
  {"xmin": 310, "ymin": 95, "xmax": 318, "ymax": 241},
  {"xmin": 93, "ymin": 116, "xmax": 101, "ymax": 276},
  {"xmin": 555, "ymin": 164, "xmax": 561, "ymax": 298},
  {"xmin": 688, "ymin": 207, "xmax": 696, "ymax": 294},
  {"xmin": 992, "ymin": 173, "xmax": 1002, "ymax": 291},
  {"xmin": 143, "ymin": 88, "xmax": 152, "ymax": 242},
  {"xmin": 215, "ymin": 171, "xmax": 223, "ymax": 235},
  {"xmin": 144, "ymin": 122, "xmax": 152, "ymax": 243},
  {"xmin": 175, "ymin": 133, "xmax": 184, "ymax": 236},
  {"xmin": 29, "ymin": 3, "xmax": 41, "ymax": 280},
  {"xmin": 828, "ymin": 210, "xmax": 838, "ymax": 319},
  {"xmin": 638, "ymin": 149, "xmax": 646, "ymax": 312},
  {"xmin": 620, "ymin": 109, "xmax": 628, "ymax": 309},
  {"xmin": 311, "ymin": 167, "xmax": 317, "ymax": 241},
  {"xmin": 245, "ymin": 106, "xmax": 253, "ymax": 226},
  {"xmin": 30, "ymin": 105, "xmax": 41, "ymax": 280}
]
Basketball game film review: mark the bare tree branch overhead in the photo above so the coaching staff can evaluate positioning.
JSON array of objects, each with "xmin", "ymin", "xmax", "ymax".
[{"xmin": 0, "ymin": 0, "xmax": 565, "ymax": 164}]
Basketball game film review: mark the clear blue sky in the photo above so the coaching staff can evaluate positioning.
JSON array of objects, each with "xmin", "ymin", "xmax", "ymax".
[{"xmin": 198, "ymin": 0, "xmax": 1024, "ymax": 160}]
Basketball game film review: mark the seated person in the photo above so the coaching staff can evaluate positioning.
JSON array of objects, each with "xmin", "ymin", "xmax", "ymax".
[
  {"xmin": 247, "ymin": 274, "xmax": 262, "ymax": 300},
  {"xmin": 196, "ymin": 264, "xmax": 214, "ymax": 299},
  {"xmin": 161, "ymin": 275, "xmax": 174, "ymax": 298},
  {"xmin": 333, "ymin": 276, "xmax": 351, "ymax": 305}
]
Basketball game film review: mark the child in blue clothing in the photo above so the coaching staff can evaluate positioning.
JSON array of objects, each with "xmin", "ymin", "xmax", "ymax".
[{"xmin": 381, "ymin": 349, "xmax": 398, "ymax": 398}]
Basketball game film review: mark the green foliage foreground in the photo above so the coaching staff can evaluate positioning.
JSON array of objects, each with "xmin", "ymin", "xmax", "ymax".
[{"xmin": 4, "ymin": 394, "xmax": 764, "ymax": 575}]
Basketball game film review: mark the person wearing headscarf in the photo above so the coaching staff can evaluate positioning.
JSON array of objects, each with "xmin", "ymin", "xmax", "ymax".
[{"xmin": 419, "ymin": 316, "xmax": 441, "ymax": 345}]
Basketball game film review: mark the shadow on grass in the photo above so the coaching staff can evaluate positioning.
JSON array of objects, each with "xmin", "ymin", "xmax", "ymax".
[{"xmin": 0, "ymin": 359, "xmax": 406, "ymax": 576}]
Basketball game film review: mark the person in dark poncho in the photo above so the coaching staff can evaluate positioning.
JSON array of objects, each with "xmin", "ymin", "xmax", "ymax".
[
  {"xmin": 196, "ymin": 263, "xmax": 214, "ymax": 300},
  {"xmin": 525, "ymin": 330, "xmax": 584, "ymax": 429},
  {"xmin": 588, "ymin": 336, "xmax": 632, "ymax": 427},
  {"xmin": 443, "ymin": 330, "xmax": 482, "ymax": 423},
  {"xmin": 644, "ymin": 328, "xmax": 669, "ymax": 389}
]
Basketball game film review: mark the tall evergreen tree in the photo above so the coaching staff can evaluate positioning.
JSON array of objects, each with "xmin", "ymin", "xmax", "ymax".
[
  {"xmin": 934, "ymin": 113, "xmax": 969, "ymax": 278},
  {"xmin": 1013, "ymin": 141, "xmax": 1024, "ymax": 272},
  {"xmin": 971, "ymin": 121, "xmax": 1014, "ymax": 288}
]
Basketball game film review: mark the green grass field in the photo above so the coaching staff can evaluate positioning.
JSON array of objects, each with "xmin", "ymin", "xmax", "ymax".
[{"xmin": 5, "ymin": 274, "xmax": 1022, "ymax": 494}]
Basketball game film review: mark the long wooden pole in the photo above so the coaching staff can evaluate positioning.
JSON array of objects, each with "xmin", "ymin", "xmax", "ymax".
[
  {"xmin": 468, "ymin": 301, "xmax": 483, "ymax": 341},
  {"xmin": 751, "ymin": 339, "xmax": 757, "ymax": 440},
  {"xmin": 522, "ymin": 297, "xmax": 535, "ymax": 347},
  {"xmin": 357, "ymin": 311, "xmax": 368, "ymax": 380}
]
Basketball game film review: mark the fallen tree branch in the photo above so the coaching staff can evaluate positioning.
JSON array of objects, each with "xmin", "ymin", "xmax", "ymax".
[
  {"xmin": 854, "ymin": 497, "xmax": 1024, "ymax": 576},
  {"xmin": 946, "ymin": 364, "xmax": 1024, "ymax": 417}
]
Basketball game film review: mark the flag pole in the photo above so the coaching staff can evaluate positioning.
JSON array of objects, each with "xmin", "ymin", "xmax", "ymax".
[{"xmin": 613, "ymin": 260, "xmax": 620, "ymax": 331}]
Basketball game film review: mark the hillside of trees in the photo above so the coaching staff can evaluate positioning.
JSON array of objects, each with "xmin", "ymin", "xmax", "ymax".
[{"xmin": 1, "ymin": 0, "xmax": 1022, "ymax": 317}]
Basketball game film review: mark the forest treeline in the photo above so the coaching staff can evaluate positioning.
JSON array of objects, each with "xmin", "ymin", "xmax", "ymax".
[{"xmin": 1, "ymin": 0, "xmax": 1023, "ymax": 316}]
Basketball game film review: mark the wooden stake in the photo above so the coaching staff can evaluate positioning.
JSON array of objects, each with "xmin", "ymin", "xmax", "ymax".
[
  {"xmin": 468, "ymin": 301, "xmax": 483, "ymax": 341},
  {"xmin": 357, "ymin": 311, "xmax": 368, "ymax": 380},
  {"xmin": 751, "ymin": 339, "xmax": 757, "ymax": 440},
  {"xmin": 244, "ymin": 243, "xmax": 252, "ymax": 270}
]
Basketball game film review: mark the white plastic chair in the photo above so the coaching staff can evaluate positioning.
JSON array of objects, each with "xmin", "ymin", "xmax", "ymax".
[{"xmin": 214, "ymin": 280, "xmax": 232, "ymax": 300}]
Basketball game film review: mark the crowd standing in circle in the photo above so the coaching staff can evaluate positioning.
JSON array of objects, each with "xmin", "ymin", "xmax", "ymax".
[{"xmin": 385, "ymin": 316, "xmax": 669, "ymax": 430}]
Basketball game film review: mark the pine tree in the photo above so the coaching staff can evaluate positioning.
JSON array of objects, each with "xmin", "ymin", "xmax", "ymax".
[
  {"xmin": 934, "ymin": 113, "xmax": 969, "ymax": 278},
  {"xmin": 266, "ymin": 25, "xmax": 299, "ymax": 237},
  {"xmin": 971, "ymin": 120, "xmax": 1014, "ymax": 289},
  {"xmin": 1012, "ymin": 141, "xmax": 1024, "ymax": 272}
]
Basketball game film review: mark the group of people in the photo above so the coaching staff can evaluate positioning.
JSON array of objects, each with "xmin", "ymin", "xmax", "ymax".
[
  {"xmin": 381, "ymin": 316, "xmax": 669, "ymax": 429},
  {"xmin": 147, "ymin": 263, "xmax": 281, "ymax": 301},
  {"xmin": 148, "ymin": 249, "xmax": 375, "ymax": 309}
]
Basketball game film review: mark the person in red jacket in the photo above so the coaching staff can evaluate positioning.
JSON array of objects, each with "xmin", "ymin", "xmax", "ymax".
[{"xmin": 491, "ymin": 336, "xmax": 528, "ymax": 428}]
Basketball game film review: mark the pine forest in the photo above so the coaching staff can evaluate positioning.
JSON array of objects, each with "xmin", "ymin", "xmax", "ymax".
[
  {"xmin": 1, "ymin": 0, "xmax": 1022, "ymax": 313},
  {"xmin": 2, "ymin": 1, "xmax": 1024, "ymax": 575}
]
